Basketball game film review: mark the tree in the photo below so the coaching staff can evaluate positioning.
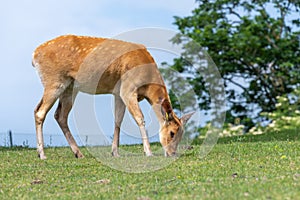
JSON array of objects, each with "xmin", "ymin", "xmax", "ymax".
[{"xmin": 170, "ymin": 0, "xmax": 300, "ymax": 129}]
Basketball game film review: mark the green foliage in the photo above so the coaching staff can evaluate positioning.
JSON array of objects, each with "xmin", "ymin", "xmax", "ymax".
[
  {"xmin": 200, "ymin": 88, "xmax": 300, "ymax": 137},
  {"xmin": 199, "ymin": 122, "xmax": 245, "ymax": 138},
  {"xmin": 159, "ymin": 66, "xmax": 199, "ymax": 114},
  {"xmin": 171, "ymin": 0, "xmax": 300, "ymax": 129},
  {"xmin": 249, "ymin": 87, "xmax": 300, "ymax": 134},
  {"xmin": 0, "ymin": 131, "xmax": 300, "ymax": 199}
]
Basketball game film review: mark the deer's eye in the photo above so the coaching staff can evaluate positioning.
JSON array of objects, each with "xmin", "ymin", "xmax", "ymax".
[{"xmin": 170, "ymin": 131, "xmax": 175, "ymax": 139}]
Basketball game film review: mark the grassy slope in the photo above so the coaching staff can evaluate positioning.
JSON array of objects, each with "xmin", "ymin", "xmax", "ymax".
[{"xmin": 0, "ymin": 130, "xmax": 299, "ymax": 200}]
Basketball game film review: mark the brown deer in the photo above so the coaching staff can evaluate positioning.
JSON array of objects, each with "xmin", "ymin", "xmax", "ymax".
[{"xmin": 32, "ymin": 35, "xmax": 194, "ymax": 159}]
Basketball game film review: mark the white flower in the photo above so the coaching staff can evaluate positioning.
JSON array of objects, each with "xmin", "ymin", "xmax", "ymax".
[
  {"xmin": 275, "ymin": 103, "xmax": 282, "ymax": 108},
  {"xmin": 282, "ymin": 116, "xmax": 292, "ymax": 121},
  {"xmin": 253, "ymin": 130, "xmax": 263, "ymax": 135},
  {"xmin": 249, "ymin": 127, "xmax": 256, "ymax": 133},
  {"xmin": 268, "ymin": 113, "xmax": 276, "ymax": 117},
  {"xmin": 230, "ymin": 125, "xmax": 244, "ymax": 131},
  {"xmin": 268, "ymin": 120, "xmax": 276, "ymax": 128}
]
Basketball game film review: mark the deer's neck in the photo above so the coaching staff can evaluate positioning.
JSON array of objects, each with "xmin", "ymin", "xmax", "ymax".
[{"xmin": 142, "ymin": 84, "xmax": 171, "ymax": 125}]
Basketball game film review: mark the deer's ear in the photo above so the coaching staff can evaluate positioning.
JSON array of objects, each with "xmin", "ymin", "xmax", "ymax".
[
  {"xmin": 180, "ymin": 112, "xmax": 195, "ymax": 125},
  {"xmin": 161, "ymin": 99, "xmax": 173, "ymax": 121}
]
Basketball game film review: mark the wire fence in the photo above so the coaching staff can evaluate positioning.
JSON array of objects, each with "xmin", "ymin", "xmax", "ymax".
[
  {"xmin": 0, "ymin": 130, "xmax": 159, "ymax": 148},
  {"xmin": 0, "ymin": 131, "xmax": 85, "ymax": 148}
]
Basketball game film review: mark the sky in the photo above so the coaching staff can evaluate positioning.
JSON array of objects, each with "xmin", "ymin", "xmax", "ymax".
[{"xmin": 0, "ymin": 0, "xmax": 198, "ymax": 146}]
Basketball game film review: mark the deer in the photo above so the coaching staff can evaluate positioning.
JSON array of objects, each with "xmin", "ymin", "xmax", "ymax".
[{"xmin": 32, "ymin": 35, "xmax": 194, "ymax": 159}]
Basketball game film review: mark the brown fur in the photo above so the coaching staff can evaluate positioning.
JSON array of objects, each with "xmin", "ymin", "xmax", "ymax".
[{"xmin": 32, "ymin": 35, "xmax": 193, "ymax": 159}]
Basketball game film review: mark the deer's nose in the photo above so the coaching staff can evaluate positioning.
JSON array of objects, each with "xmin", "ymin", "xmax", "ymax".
[
  {"xmin": 171, "ymin": 152, "xmax": 177, "ymax": 156},
  {"xmin": 166, "ymin": 151, "xmax": 177, "ymax": 157}
]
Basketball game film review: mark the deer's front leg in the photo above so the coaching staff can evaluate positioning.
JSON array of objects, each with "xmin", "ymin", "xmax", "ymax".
[
  {"xmin": 138, "ymin": 122, "xmax": 153, "ymax": 156},
  {"xmin": 122, "ymin": 96, "xmax": 152, "ymax": 156}
]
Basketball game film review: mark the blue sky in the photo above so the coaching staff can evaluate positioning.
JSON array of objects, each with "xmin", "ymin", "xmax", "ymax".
[{"xmin": 0, "ymin": 0, "xmax": 197, "ymax": 144}]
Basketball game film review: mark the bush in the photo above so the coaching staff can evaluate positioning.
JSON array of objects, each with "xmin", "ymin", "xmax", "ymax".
[
  {"xmin": 199, "ymin": 88, "xmax": 300, "ymax": 138},
  {"xmin": 250, "ymin": 88, "xmax": 300, "ymax": 134}
]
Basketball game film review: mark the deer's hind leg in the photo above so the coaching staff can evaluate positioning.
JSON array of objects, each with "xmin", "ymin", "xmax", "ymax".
[
  {"xmin": 54, "ymin": 85, "xmax": 83, "ymax": 158},
  {"xmin": 112, "ymin": 95, "xmax": 126, "ymax": 157},
  {"xmin": 35, "ymin": 86, "xmax": 63, "ymax": 159}
]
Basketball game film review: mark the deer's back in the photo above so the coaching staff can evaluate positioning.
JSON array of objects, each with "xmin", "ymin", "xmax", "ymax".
[{"xmin": 32, "ymin": 35, "xmax": 162, "ymax": 94}]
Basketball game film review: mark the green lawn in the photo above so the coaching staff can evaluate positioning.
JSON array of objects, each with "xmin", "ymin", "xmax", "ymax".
[{"xmin": 0, "ymin": 130, "xmax": 299, "ymax": 199}]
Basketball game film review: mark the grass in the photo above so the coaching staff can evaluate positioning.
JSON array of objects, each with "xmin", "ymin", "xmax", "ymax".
[{"xmin": 0, "ymin": 130, "xmax": 299, "ymax": 199}]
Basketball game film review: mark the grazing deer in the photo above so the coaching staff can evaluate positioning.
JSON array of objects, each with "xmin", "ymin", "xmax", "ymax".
[{"xmin": 32, "ymin": 35, "xmax": 194, "ymax": 159}]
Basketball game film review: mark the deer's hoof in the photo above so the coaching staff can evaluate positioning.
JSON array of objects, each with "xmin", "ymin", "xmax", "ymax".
[
  {"xmin": 112, "ymin": 151, "xmax": 120, "ymax": 157},
  {"xmin": 145, "ymin": 152, "xmax": 153, "ymax": 157},
  {"xmin": 38, "ymin": 154, "xmax": 47, "ymax": 160},
  {"xmin": 75, "ymin": 151, "xmax": 84, "ymax": 158}
]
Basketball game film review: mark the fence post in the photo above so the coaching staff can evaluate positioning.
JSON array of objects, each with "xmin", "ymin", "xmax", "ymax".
[{"xmin": 8, "ymin": 130, "xmax": 13, "ymax": 147}]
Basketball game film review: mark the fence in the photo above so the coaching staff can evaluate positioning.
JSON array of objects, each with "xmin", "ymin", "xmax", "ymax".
[
  {"xmin": 0, "ymin": 130, "xmax": 159, "ymax": 148},
  {"xmin": 0, "ymin": 130, "xmax": 85, "ymax": 147}
]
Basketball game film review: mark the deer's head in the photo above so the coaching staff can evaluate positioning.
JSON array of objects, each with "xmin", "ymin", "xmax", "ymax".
[{"xmin": 159, "ymin": 99, "xmax": 194, "ymax": 157}]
